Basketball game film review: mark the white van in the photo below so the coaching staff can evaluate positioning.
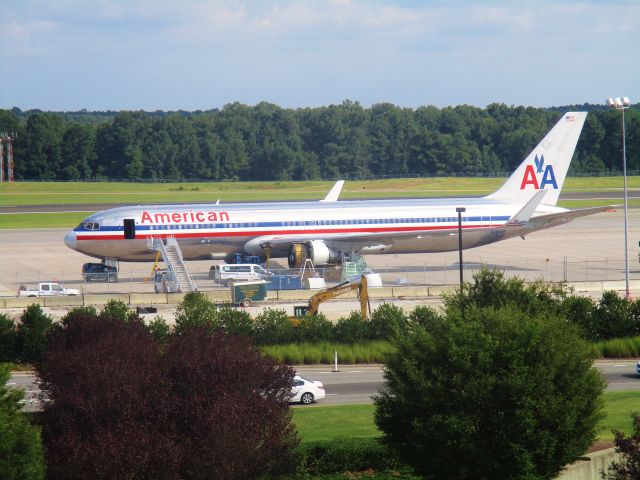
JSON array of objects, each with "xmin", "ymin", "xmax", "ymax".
[{"xmin": 209, "ymin": 264, "xmax": 272, "ymax": 285}]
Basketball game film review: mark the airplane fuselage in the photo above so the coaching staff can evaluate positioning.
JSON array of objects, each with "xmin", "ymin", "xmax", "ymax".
[{"xmin": 64, "ymin": 197, "xmax": 566, "ymax": 262}]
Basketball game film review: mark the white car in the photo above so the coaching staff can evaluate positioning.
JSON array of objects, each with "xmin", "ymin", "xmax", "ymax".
[{"xmin": 290, "ymin": 375, "xmax": 325, "ymax": 405}]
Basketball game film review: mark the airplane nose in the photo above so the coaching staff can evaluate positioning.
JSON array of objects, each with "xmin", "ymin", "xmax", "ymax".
[{"xmin": 64, "ymin": 231, "xmax": 77, "ymax": 250}]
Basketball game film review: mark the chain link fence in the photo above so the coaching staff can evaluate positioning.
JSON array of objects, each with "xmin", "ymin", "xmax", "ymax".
[{"xmin": 7, "ymin": 257, "xmax": 637, "ymax": 296}]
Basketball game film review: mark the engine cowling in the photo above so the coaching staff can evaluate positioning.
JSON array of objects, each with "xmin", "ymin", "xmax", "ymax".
[{"xmin": 305, "ymin": 240, "xmax": 342, "ymax": 266}]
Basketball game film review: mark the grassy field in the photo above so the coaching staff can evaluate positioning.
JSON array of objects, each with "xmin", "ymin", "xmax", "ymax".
[
  {"xmin": 0, "ymin": 177, "xmax": 637, "ymax": 229},
  {"xmin": 293, "ymin": 390, "xmax": 640, "ymax": 443}
]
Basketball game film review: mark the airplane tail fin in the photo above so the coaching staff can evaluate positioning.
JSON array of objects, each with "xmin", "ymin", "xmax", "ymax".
[{"xmin": 486, "ymin": 112, "xmax": 587, "ymax": 206}]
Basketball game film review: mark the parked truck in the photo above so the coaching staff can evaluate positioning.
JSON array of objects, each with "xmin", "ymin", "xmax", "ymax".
[{"xmin": 18, "ymin": 282, "xmax": 81, "ymax": 297}]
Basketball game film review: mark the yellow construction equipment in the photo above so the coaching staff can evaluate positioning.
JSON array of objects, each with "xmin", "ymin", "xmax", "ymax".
[{"xmin": 292, "ymin": 274, "xmax": 370, "ymax": 322}]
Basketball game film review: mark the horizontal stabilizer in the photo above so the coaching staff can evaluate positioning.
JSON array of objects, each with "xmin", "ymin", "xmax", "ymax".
[
  {"xmin": 506, "ymin": 190, "xmax": 547, "ymax": 226},
  {"xmin": 525, "ymin": 205, "xmax": 618, "ymax": 230},
  {"xmin": 320, "ymin": 180, "xmax": 345, "ymax": 202}
]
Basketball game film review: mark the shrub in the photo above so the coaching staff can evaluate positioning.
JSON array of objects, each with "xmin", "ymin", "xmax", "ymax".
[
  {"xmin": 334, "ymin": 311, "xmax": 369, "ymax": 343},
  {"xmin": 375, "ymin": 305, "xmax": 606, "ymax": 480},
  {"xmin": 100, "ymin": 299, "xmax": 136, "ymax": 322},
  {"xmin": 16, "ymin": 304, "xmax": 53, "ymax": 364},
  {"xmin": 0, "ymin": 314, "xmax": 17, "ymax": 363},
  {"xmin": 407, "ymin": 305, "xmax": 442, "ymax": 332},
  {"xmin": 562, "ymin": 296, "xmax": 598, "ymax": 340},
  {"xmin": 252, "ymin": 309, "xmax": 296, "ymax": 345},
  {"xmin": 368, "ymin": 303, "xmax": 408, "ymax": 340},
  {"xmin": 297, "ymin": 313, "xmax": 334, "ymax": 343},
  {"xmin": 61, "ymin": 306, "xmax": 98, "ymax": 326},
  {"xmin": 594, "ymin": 291, "xmax": 639, "ymax": 340},
  {"xmin": 445, "ymin": 269, "xmax": 566, "ymax": 317},
  {"xmin": 601, "ymin": 413, "xmax": 640, "ymax": 479},
  {"xmin": 147, "ymin": 315, "xmax": 171, "ymax": 344},
  {"xmin": 299, "ymin": 438, "xmax": 403, "ymax": 475},
  {"xmin": 174, "ymin": 291, "xmax": 219, "ymax": 334},
  {"xmin": 217, "ymin": 305, "xmax": 253, "ymax": 337},
  {"xmin": 0, "ymin": 364, "xmax": 45, "ymax": 480}
]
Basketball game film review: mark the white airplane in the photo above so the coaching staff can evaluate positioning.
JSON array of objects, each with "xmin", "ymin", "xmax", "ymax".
[{"xmin": 64, "ymin": 112, "xmax": 609, "ymax": 267}]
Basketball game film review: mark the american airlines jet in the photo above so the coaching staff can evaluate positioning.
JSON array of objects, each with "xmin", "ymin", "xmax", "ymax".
[{"xmin": 64, "ymin": 112, "xmax": 608, "ymax": 267}]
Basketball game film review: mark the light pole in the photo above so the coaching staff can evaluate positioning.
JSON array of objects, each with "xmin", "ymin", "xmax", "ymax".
[
  {"xmin": 456, "ymin": 207, "xmax": 466, "ymax": 290},
  {"xmin": 607, "ymin": 97, "xmax": 632, "ymax": 299}
]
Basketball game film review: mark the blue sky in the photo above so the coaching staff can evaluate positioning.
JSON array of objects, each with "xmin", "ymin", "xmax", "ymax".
[{"xmin": 0, "ymin": 0, "xmax": 638, "ymax": 111}]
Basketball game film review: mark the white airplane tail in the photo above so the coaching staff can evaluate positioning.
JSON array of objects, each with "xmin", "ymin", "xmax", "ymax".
[{"xmin": 486, "ymin": 112, "xmax": 587, "ymax": 206}]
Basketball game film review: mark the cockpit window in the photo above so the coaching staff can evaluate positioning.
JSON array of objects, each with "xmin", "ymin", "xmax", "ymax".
[{"xmin": 78, "ymin": 222, "xmax": 100, "ymax": 231}]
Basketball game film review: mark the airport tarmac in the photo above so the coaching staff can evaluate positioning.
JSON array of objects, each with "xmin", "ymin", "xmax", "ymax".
[{"xmin": 1, "ymin": 208, "xmax": 640, "ymax": 320}]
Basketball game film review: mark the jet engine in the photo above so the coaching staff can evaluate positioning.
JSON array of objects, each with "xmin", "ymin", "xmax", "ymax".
[{"xmin": 287, "ymin": 240, "xmax": 343, "ymax": 268}]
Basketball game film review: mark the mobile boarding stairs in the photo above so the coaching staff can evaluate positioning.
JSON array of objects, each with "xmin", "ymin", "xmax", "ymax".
[{"xmin": 147, "ymin": 237, "xmax": 197, "ymax": 293}]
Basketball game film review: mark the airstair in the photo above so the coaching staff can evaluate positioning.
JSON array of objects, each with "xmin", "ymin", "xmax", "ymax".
[{"xmin": 147, "ymin": 237, "xmax": 197, "ymax": 292}]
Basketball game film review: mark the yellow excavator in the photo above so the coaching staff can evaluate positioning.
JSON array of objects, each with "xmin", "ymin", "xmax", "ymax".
[{"xmin": 292, "ymin": 274, "xmax": 370, "ymax": 322}]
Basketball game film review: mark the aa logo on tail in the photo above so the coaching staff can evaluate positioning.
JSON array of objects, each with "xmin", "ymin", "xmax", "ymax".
[{"xmin": 520, "ymin": 154, "xmax": 558, "ymax": 190}]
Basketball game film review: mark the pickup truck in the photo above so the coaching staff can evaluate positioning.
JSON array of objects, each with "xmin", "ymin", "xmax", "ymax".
[{"xmin": 18, "ymin": 282, "xmax": 81, "ymax": 297}]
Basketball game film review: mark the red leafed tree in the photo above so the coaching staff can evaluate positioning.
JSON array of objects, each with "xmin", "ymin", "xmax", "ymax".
[
  {"xmin": 38, "ymin": 314, "xmax": 178, "ymax": 480},
  {"xmin": 38, "ymin": 315, "xmax": 298, "ymax": 480},
  {"xmin": 165, "ymin": 328, "xmax": 298, "ymax": 480}
]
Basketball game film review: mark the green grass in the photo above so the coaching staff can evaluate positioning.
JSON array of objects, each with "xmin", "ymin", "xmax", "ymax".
[
  {"xmin": 0, "ymin": 177, "xmax": 636, "ymax": 229},
  {"xmin": 293, "ymin": 404, "xmax": 381, "ymax": 443},
  {"xmin": 262, "ymin": 342, "xmax": 394, "ymax": 365},
  {"xmin": 599, "ymin": 391, "xmax": 640, "ymax": 440},
  {"xmin": 593, "ymin": 336, "xmax": 640, "ymax": 358},
  {"xmin": 292, "ymin": 391, "xmax": 640, "ymax": 443}
]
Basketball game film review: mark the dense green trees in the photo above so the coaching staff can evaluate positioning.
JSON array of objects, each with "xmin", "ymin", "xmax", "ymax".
[
  {"xmin": 374, "ymin": 272, "xmax": 607, "ymax": 480},
  {"xmin": 1, "ymin": 103, "xmax": 637, "ymax": 181}
]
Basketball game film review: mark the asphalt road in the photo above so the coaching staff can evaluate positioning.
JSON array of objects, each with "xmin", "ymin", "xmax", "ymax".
[{"xmin": 10, "ymin": 361, "xmax": 639, "ymax": 411}]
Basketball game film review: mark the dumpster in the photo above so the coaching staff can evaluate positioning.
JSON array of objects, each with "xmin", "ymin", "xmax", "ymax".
[{"xmin": 231, "ymin": 280, "xmax": 267, "ymax": 306}]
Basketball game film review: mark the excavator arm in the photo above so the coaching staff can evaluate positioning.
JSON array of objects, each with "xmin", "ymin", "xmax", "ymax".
[{"xmin": 306, "ymin": 275, "xmax": 369, "ymax": 320}]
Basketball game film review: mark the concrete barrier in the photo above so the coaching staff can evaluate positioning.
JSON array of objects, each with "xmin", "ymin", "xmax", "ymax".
[
  {"xmin": 276, "ymin": 290, "xmax": 317, "ymax": 301},
  {"xmin": 128, "ymin": 293, "xmax": 168, "ymax": 305},
  {"xmin": 203, "ymin": 290, "xmax": 232, "ymax": 303},
  {"xmin": 167, "ymin": 293, "xmax": 187, "ymax": 304},
  {"xmin": 568, "ymin": 282, "xmax": 603, "ymax": 292},
  {"xmin": 4, "ymin": 297, "xmax": 46, "ymax": 308},
  {"xmin": 601, "ymin": 280, "xmax": 628, "ymax": 292},
  {"xmin": 45, "ymin": 296, "xmax": 84, "ymax": 307},
  {"xmin": 557, "ymin": 447, "xmax": 620, "ymax": 480},
  {"xmin": 83, "ymin": 294, "xmax": 130, "ymax": 306},
  {"xmin": 428, "ymin": 285, "xmax": 454, "ymax": 296},
  {"xmin": 367, "ymin": 287, "xmax": 395, "ymax": 299},
  {"xmin": 392, "ymin": 286, "xmax": 430, "ymax": 298}
]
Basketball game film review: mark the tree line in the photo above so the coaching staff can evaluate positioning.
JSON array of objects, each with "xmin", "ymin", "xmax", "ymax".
[{"xmin": 0, "ymin": 102, "xmax": 638, "ymax": 182}]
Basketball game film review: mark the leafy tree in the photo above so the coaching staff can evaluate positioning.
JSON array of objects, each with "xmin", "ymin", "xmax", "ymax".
[
  {"xmin": 174, "ymin": 291, "xmax": 219, "ymax": 334},
  {"xmin": 0, "ymin": 364, "xmax": 45, "ymax": 480},
  {"xmin": 0, "ymin": 314, "xmax": 17, "ymax": 363},
  {"xmin": 601, "ymin": 413, "xmax": 640, "ymax": 480},
  {"xmin": 374, "ymin": 305, "xmax": 605, "ymax": 480},
  {"xmin": 16, "ymin": 304, "xmax": 53, "ymax": 364}
]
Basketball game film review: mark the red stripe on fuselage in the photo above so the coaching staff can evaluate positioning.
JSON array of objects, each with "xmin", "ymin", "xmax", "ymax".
[{"xmin": 76, "ymin": 223, "xmax": 504, "ymax": 241}]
